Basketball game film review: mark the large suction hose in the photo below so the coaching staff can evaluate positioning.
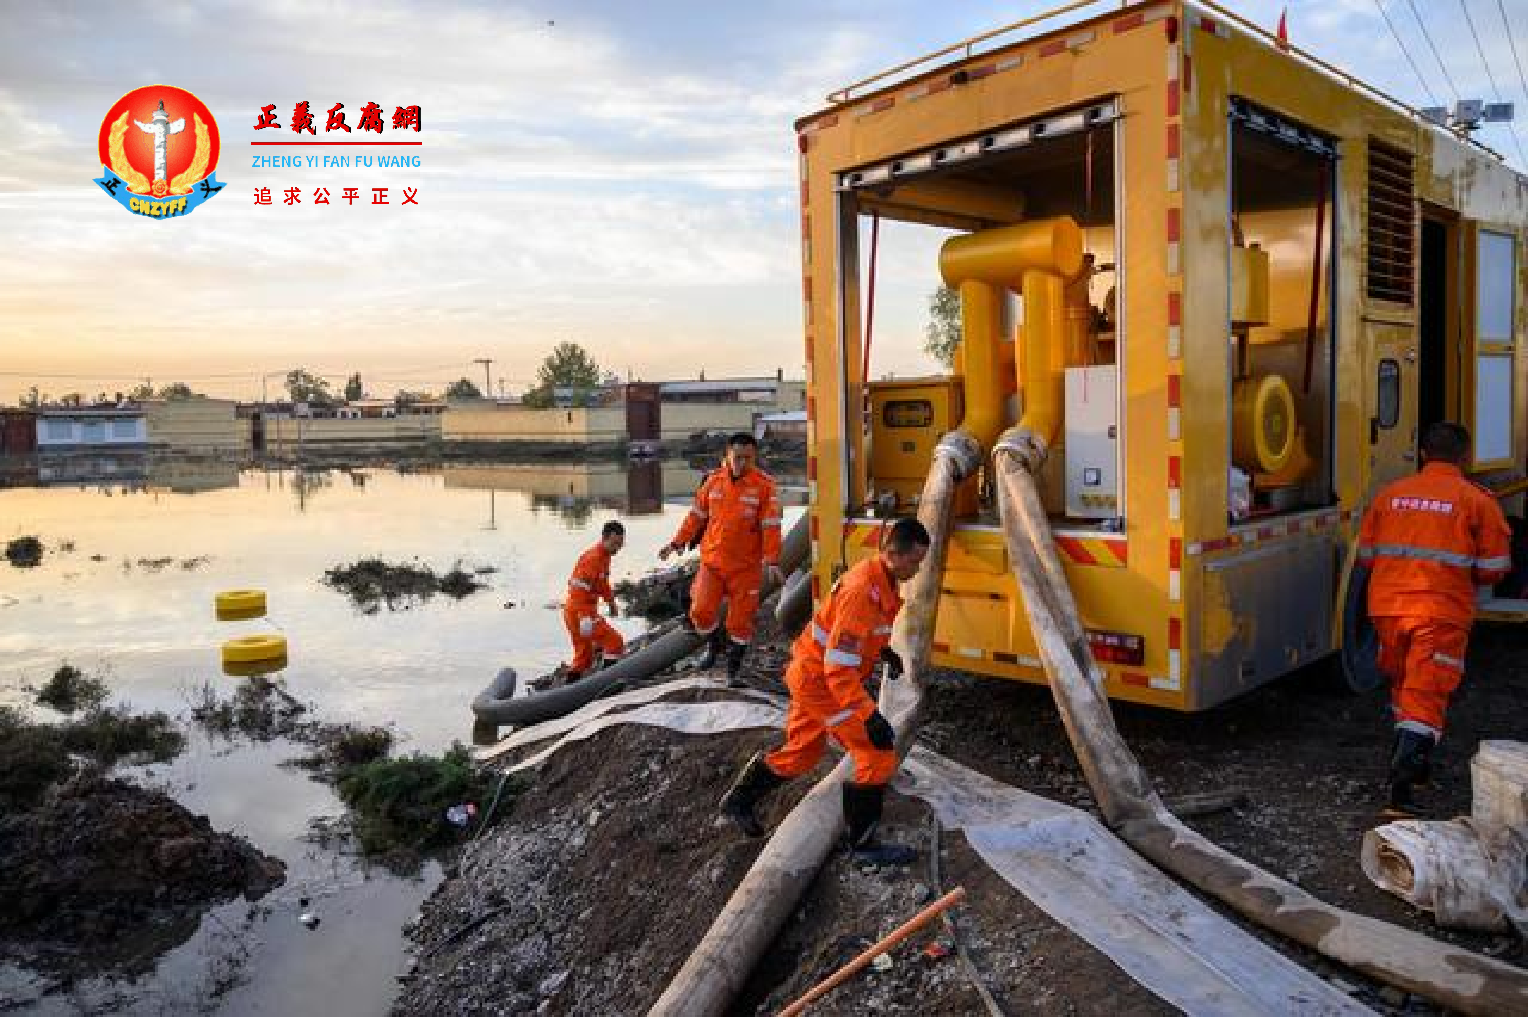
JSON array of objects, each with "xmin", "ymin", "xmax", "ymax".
[
  {"xmin": 648, "ymin": 432, "xmax": 980, "ymax": 1017},
  {"xmin": 990, "ymin": 437, "xmax": 1528, "ymax": 1015},
  {"xmin": 473, "ymin": 513, "xmax": 811, "ymax": 732}
]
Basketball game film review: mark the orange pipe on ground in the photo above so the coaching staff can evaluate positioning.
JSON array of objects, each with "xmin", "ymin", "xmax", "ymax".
[{"xmin": 777, "ymin": 887, "xmax": 967, "ymax": 1017}]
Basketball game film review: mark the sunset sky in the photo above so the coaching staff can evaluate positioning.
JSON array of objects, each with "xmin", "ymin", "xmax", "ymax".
[{"xmin": 3, "ymin": 0, "xmax": 1525, "ymax": 402}]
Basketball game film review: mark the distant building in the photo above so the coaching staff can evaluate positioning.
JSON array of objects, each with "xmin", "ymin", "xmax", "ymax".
[
  {"xmin": 36, "ymin": 406, "xmax": 147, "ymax": 449},
  {"xmin": 1, "ymin": 408, "xmax": 37, "ymax": 455}
]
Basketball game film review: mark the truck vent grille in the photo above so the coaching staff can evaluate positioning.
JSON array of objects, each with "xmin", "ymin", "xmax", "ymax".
[{"xmin": 1366, "ymin": 140, "xmax": 1415, "ymax": 305}]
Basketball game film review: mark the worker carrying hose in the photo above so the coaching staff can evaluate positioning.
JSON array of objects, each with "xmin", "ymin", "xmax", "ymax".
[
  {"xmin": 1357, "ymin": 422, "xmax": 1511, "ymax": 817},
  {"xmin": 719, "ymin": 516, "xmax": 931, "ymax": 865},
  {"xmin": 564, "ymin": 520, "xmax": 625, "ymax": 681},
  {"xmin": 660, "ymin": 432, "xmax": 782, "ymax": 687}
]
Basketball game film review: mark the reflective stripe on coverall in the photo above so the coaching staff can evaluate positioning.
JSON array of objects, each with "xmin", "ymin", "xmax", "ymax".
[
  {"xmin": 564, "ymin": 543, "xmax": 622, "ymax": 672},
  {"xmin": 765, "ymin": 556, "xmax": 902, "ymax": 786},
  {"xmin": 672, "ymin": 466, "xmax": 781, "ymax": 643},
  {"xmin": 1357, "ymin": 461, "xmax": 1512, "ymax": 736}
]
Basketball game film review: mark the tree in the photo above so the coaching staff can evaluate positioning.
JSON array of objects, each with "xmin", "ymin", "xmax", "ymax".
[
  {"xmin": 444, "ymin": 377, "xmax": 483, "ymax": 399},
  {"xmin": 284, "ymin": 368, "xmax": 332, "ymax": 406},
  {"xmin": 20, "ymin": 386, "xmax": 41, "ymax": 408},
  {"xmin": 924, "ymin": 284, "xmax": 962, "ymax": 369},
  {"xmin": 344, "ymin": 373, "xmax": 364, "ymax": 401},
  {"xmin": 128, "ymin": 382, "xmax": 155, "ymax": 401},
  {"xmin": 158, "ymin": 382, "xmax": 197, "ymax": 400},
  {"xmin": 393, "ymin": 389, "xmax": 432, "ymax": 407},
  {"xmin": 524, "ymin": 341, "xmax": 602, "ymax": 407}
]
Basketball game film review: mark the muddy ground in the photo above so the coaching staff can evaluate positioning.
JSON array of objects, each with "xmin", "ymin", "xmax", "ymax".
[{"xmin": 396, "ymin": 620, "xmax": 1527, "ymax": 1016}]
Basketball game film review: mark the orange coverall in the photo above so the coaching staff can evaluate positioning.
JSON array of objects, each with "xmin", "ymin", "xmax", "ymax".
[
  {"xmin": 672, "ymin": 466, "xmax": 781, "ymax": 644},
  {"xmin": 1357, "ymin": 461, "xmax": 1512, "ymax": 737},
  {"xmin": 765, "ymin": 557, "xmax": 901, "ymax": 786},
  {"xmin": 563, "ymin": 543, "xmax": 623, "ymax": 673}
]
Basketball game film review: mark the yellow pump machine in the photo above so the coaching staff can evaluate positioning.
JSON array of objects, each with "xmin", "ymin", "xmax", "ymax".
[{"xmin": 797, "ymin": 0, "xmax": 1528, "ymax": 709}]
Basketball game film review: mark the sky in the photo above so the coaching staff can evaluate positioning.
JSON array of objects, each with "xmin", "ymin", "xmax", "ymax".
[{"xmin": 2, "ymin": 0, "xmax": 1526, "ymax": 402}]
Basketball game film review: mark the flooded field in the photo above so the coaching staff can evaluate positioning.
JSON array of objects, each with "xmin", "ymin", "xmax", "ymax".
[{"xmin": 0, "ymin": 455, "xmax": 801, "ymax": 1015}]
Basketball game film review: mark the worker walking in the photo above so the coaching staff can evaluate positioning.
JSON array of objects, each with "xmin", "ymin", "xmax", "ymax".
[
  {"xmin": 564, "ymin": 520, "xmax": 626, "ymax": 681},
  {"xmin": 719, "ymin": 516, "xmax": 931, "ymax": 865},
  {"xmin": 1357, "ymin": 423, "xmax": 1512, "ymax": 817},
  {"xmin": 660, "ymin": 433, "xmax": 783, "ymax": 687}
]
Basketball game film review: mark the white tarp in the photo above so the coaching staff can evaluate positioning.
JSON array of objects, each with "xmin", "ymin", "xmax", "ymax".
[{"xmin": 490, "ymin": 690, "xmax": 1374, "ymax": 1016}]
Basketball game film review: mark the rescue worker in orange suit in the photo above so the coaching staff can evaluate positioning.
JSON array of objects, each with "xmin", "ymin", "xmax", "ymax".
[
  {"xmin": 1357, "ymin": 422, "xmax": 1512, "ymax": 817},
  {"xmin": 564, "ymin": 520, "xmax": 626, "ymax": 681},
  {"xmin": 719, "ymin": 516, "xmax": 931, "ymax": 865},
  {"xmin": 660, "ymin": 433, "xmax": 783, "ymax": 687}
]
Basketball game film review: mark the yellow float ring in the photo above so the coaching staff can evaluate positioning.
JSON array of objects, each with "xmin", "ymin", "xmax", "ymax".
[
  {"xmin": 223, "ymin": 654, "xmax": 289, "ymax": 678},
  {"xmin": 222, "ymin": 634, "xmax": 287, "ymax": 664},
  {"xmin": 215, "ymin": 590, "xmax": 267, "ymax": 617},
  {"xmin": 1231, "ymin": 373, "xmax": 1296, "ymax": 476}
]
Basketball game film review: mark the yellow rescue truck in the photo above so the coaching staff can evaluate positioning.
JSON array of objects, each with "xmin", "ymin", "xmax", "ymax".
[{"xmin": 796, "ymin": 1, "xmax": 1528, "ymax": 709}]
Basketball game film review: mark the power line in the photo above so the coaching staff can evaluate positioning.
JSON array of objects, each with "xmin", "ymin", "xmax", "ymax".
[
  {"xmin": 1407, "ymin": 0, "xmax": 1463, "ymax": 101},
  {"xmin": 1460, "ymin": 0, "xmax": 1528, "ymax": 167},
  {"xmin": 1374, "ymin": 0, "xmax": 1441, "ymax": 105},
  {"xmin": 1495, "ymin": 0, "xmax": 1528, "ymax": 124}
]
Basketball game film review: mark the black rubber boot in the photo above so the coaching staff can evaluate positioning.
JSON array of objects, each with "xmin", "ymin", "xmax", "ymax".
[
  {"xmin": 842, "ymin": 782, "xmax": 916, "ymax": 866},
  {"xmin": 725, "ymin": 639, "xmax": 749, "ymax": 688},
  {"xmin": 720, "ymin": 752, "xmax": 786, "ymax": 837},
  {"xmin": 696, "ymin": 627, "xmax": 726, "ymax": 671},
  {"xmin": 1383, "ymin": 728, "xmax": 1435, "ymax": 819}
]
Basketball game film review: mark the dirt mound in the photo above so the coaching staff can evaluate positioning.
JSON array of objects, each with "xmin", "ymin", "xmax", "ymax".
[
  {"xmin": 392, "ymin": 719, "xmax": 1172, "ymax": 1017},
  {"xmin": 0, "ymin": 775, "xmax": 284, "ymax": 972},
  {"xmin": 323, "ymin": 558, "xmax": 488, "ymax": 612}
]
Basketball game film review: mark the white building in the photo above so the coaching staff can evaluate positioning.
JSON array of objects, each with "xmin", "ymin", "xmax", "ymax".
[{"xmin": 36, "ymin": 407, "xmax": 148, "ymax": 448}]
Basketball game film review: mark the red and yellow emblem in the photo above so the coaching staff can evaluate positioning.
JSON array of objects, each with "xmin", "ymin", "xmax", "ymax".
[
  {"xmin": 96, "ymin": 85, "xmax": 222, "ymax": 217},
  {"xmin": 98, "ymin": 85, "xmax": 219, "ymax": 194}
]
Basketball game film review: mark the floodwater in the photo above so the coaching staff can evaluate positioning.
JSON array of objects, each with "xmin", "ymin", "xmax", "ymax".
[{"xmin": 0, "ymin": 454, "xmax": 803, "ymax": 1015}]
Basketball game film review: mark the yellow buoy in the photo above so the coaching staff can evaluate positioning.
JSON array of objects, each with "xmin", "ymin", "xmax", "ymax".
[
  {"xmin": 1232, "ymin": 373, "xmax": 1296, "ymax": 476},
  {"xmin": 215, "ymin": 590, "xmax": 267, "ymax": 618},
  {"xmin": 222, "ymin": 634, "xmax": 287, "ymax": 664},
  {"xmin": 222, "ymin": 654, "xmax": 289, "ymax": 678}
]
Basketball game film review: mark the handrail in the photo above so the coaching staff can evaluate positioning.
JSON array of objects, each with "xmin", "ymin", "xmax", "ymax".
[
  {"xmin": 825, "ymin": 0, "xmax": 1111, "ymax": 105},
  {"xmin": 819, "ymin": 0, "xmax": 1509, "ymax": 167}
]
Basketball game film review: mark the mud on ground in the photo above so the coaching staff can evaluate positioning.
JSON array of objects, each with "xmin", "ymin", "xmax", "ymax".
[{"xmin": 398, "ymin": 622, "xmax": 1527, "ymax": 1016}]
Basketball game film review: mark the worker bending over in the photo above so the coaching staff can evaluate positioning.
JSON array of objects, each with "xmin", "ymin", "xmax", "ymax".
[
  {"xmin": 719, "ymin": 516, "xmax": 931, "ymax": 865},
  {"xmin": 564, "ymin": 520, "xmax": 625, "ymax": 681},
  {"xmin": 660, "ymin": 432, "xmax": 783, "ymax": 687},
  {"xmin": 1357, "ymin": 422, "xmax": 1511, "ymax": 817}
]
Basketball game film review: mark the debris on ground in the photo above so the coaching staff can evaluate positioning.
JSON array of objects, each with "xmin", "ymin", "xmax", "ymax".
[
  {"xmin": 33, "ymin": 663, "xmax": 109, "ymax": 715},
  {"xmin": 0, "ymin": 775, "xmax": 284, "ymax": 975},
  {"xmin": 322, "ymin": 558, "xmax": 489, "ymax": 612},
  {"xmin": 614, "ymin": 563, "xmax": 695, "ymax": 621},
  {"xmin": 397, "ymin": 622, "xmax": 1528, "ymax": 1016},
  {"xmin": 336, "ymin": 744, "xmax": 513, "ymax": 859},
  {"xmin": 5, "ymin": 535, "xmax": 44, "ymax": 568}
]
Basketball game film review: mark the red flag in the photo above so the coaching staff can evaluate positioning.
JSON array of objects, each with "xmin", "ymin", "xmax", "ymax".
[{"xmin": 1276, "ymin": 8, "xmax": 1290, "ymax": 49}]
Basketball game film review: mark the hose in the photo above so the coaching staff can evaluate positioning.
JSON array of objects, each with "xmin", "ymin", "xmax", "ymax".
[{"xmin": 990, "ymin": 434, "xmax": 1528, "ymax": 1016}]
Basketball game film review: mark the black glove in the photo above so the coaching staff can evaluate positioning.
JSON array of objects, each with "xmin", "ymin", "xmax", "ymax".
[
  {"xmin": 878, "ymin": 647, "xmax": 904, "ymax": 681},
  {"xmin": 864, "ymin": 710, "xmax": 895, "ymax": 751}
]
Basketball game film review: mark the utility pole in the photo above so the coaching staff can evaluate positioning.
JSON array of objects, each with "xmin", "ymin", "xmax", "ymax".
[{"xmin": 473, "ymin": 358, "xmax": 493, "ymax": 396}]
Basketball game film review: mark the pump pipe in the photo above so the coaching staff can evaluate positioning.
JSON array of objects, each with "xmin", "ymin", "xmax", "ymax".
[
  {"xmin": 649, "ymin": 432, "xmax": 980, "ymax": 1017},
  {"xmin": 990, "ymin": 442, "xmax": 1528, "ymax": 1015},
  {"xmin": 938, "ymin": 218, "xmax": 1084, "ymax": 455}
]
